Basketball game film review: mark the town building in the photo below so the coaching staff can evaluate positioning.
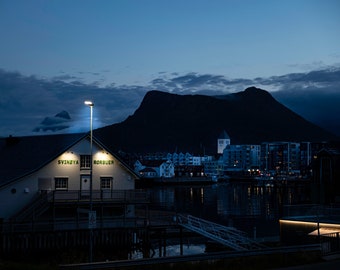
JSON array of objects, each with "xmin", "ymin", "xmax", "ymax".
[
  {"xmin": 134, "ymin": 159, "xmax": 175, "ymax": 179},
  {"xmin": 166, "ymin": 152, "xmax": 211, "ymax": 166},
  {"xmin": 260, "ymin": 142, "xmax": 301, "ymax": 177},
  {"xmin": 136, "ymin": 152, "xmax": 214, "ymax": 180},
  {"xmin": 175, "ymin": 165, "xmax": 205, "ymax": 177},
  {"xmin": 0, "ymin": 133, "xmax": 143, "ymax": 225},
  {"xmin": 217, "ymin": 130, "xmax": 231, "ymax": 154},
  {"xmin": 202, "ymin": 159, "xmax": 223, "ymax": 179},
  {"xmin": 222, "ymin": 144, "xmax": 261, "ymax": 172},
  {"xmin": 299, "ymin": 141, "xmax": 312, "ymax": 177}
]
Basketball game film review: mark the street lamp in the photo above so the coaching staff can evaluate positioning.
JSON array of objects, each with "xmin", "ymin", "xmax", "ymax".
[
  {"xmin": 84, "ymin": 100, "xmax": 94, "ymax": 156},
  {"xmin": 84, "ymin": 100, "xmax": 94, "ymax": 262},
  {"xmin": 84, "ymin": 100, "xmax": 94, "ymax": 209}
]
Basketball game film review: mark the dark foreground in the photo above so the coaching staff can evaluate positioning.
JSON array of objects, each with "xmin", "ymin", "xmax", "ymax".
[
  {"xmin": 2, "ymin": 254, "xmax": 339, "ymax": 270},
  {"xmin": 2, "ymin": 244, "xmax": 339, "ymax": 270}
]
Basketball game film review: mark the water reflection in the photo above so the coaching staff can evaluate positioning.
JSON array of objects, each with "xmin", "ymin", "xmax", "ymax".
[{"xmin": 147, "ymin": 182, "xmax": 310, "ymax": 237}]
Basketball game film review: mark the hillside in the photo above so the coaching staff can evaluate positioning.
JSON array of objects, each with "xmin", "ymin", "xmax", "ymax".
[{"xmin": 95, "ymin": 87, "xmax": 337, "ymax": 154}]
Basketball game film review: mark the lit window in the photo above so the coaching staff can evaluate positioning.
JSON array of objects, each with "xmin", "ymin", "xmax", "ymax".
[
  {"xmin": 55, "ymin": 177, "xmax": 68, "ymax": 190},
  {"xmin": 80, "ymin": 155, "xmax": 92, "ymax": 169},
  {"xmin": 101, "ymin": 177, "xmax": 112, "ymax": 189}
]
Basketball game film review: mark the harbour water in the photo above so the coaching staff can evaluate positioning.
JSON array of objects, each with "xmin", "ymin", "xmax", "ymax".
[{"xmin": 145, "ymin": 181, "xmax": 309, "ymax": 249}]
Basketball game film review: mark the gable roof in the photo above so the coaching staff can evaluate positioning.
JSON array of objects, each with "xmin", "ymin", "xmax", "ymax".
[
  {"xmin": 219, "ymin": 130, "xmax": 230, "ymax": 140},
  {"xmin": 0, "ymin": 133, "xmax": 138, "ymax": 188},
  {"xmin": 92, "ymin": 136, "xmax": 140, "ymax": 179},
  {"xmin": 317, "ymin": 148, "xmax": 340, "ymax": 158}
]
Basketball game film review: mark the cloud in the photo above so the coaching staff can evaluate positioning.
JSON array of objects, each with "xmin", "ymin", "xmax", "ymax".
[
  {"xmin": 1, "ymin": 65, "xmax": 340, "ymax": 137},
  {"xmin": 148, "ymin": 72, "xmax": 255, "ymax": 94},
  {"xmin": 0, "ymin": 69, "xmax": 146, "ymax": 136},
  {"xmin": 287, "ymin": 61, "xmax": 327, "ymax": 72},
  {"xmin": 33, "ymin": 111, "xmax": 72, "ymax": 132},
  {"xmin": 52, "ymin": 75, "xmax": 81, "ymax": 81},
  {"xmin": 270, "ymin": 69, "xmax": 340, "ymax": 136}
]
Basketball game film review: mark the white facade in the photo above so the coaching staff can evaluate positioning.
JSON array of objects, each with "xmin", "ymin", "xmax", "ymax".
[
  {"xmin": 160, "ymin": 160, "xmax": 175, "ymax": 178},
  {"xmin": 0, "ymin": 137, "xmax": 137, "ymax": 221},
  {"xmin": 134, "ymin": 160, "xmax": 175, "ymax": 178},
  {"xmin": 166, "ymin": 152, "xmax": 213, "ymax": 166},
  {"xmin": 192, "ymin": 156, "xmax": 202, "ymax": 166},
  {"xmin": 217, "ymin": 131, "xmax": 231, "ymax": 154}
]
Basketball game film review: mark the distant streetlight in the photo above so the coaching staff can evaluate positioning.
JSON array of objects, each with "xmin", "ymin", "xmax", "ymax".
[{"xmin": 84, "ymin": 100, "xmax": 94, "ymax": 263}]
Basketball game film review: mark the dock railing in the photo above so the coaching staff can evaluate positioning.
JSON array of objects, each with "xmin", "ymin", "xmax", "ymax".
[
  {"xmin": 3, "ymin": 189, "xmax": 150, "ymax": 233},
  {"xmin": 282, "ymin": 204, "xmax": 340, "ymax": 221},
  {"xmin": 176, "ymin": 214, "xmax": 266, "ymax": 251}
]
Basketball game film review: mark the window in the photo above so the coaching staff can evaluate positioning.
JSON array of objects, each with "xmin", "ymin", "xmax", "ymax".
[
  {"xmin": 101, "ymin": 177, "xmax": 112, "ymax": 190},
  {"xmin": 80, "ymin": 155, "xmax": 92, "ymax": 169},
  {"xmin": 55, "ymin": 177, "xmax": 68, "ymax": 190}
]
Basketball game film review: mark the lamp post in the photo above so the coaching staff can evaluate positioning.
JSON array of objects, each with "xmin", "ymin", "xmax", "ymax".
[
  {"xmin": 84, "ymin": 100, "xmax": 94, "ymax": 208},
  {"xmin": 84, "ymin": 100, "xmax": 94, "ymax": 262}
]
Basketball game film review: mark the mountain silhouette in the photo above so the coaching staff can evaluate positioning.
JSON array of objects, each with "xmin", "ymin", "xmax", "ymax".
[{"xmin": 95, "ymin": 87, "xmax": 337, "ymax": 154}]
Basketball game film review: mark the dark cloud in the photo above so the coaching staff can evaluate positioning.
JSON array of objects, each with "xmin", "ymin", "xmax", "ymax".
[
  {"xmin": 257, "ymin": 68, "xmax": 340, "ymax": 88},
  {"xmin": 33, "ymin": 111, "xmax": 72, "ymax": 132},
  {"xmin": 0, "ymin": 69, "xmax": 146, "ymax": 136},
  {"xmin": 1, "ymin": 66, "xmax": 340, "ymax": 137},
  {"xmin": 270, "ymin": 69, "xmax": 340, "ymax": 136},
  {"xmin": 148, "ymin": 73, "xmax": 253, "ymax": 93},
  {"xmin": 52, "ymin": 75, "xmax": 80, "ymax": 81},
  {"xmin": 77, "ymin": 71, "xmax": 101, "ymax": 76}
]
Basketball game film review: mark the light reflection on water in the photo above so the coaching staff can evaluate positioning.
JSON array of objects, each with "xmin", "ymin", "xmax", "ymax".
[{"xmin": 146, "ymin": 182, "xmax": 310, "ymax": 237}]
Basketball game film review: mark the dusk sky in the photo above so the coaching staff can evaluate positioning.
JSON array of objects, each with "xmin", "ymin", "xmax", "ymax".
[{"xmin": 1, "ymin": 0, "xmax": 340, "ymax": 137}]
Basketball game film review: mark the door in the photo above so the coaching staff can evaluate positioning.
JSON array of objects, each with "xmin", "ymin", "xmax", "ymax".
[{"xmin": 81, "ymin": 175, "xmax": 91, "ymax": 196}]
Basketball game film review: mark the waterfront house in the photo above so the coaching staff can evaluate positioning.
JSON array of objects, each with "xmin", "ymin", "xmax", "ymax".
[
  {"xmin": 134, "ymin": 159, "xmax": 175, "ymax": 179},
  {"xmin": 175, "ymin": 165, "xmax": 205, "ymax": 177},
  {"xmin": 0, "ymin": 133, "xmax": 144, "ymax": 227},
  {"xmin": 137, "ymin": 167, "xmax": 158, "ymax": 178},
  {"xmin": 166, "ymin": 152, "xmax": 206, "ymax": 166}
]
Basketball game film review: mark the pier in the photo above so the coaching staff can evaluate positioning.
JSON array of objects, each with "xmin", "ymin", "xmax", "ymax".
[
  {"xmin": 59, "ymin": 244, "xmax": 322, "ymax": 269},
  {"xmin": 176, "ymin": 214, "xmax": 266, "ymax": 251}
]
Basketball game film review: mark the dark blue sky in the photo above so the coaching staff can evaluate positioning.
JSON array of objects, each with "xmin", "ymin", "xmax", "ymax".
[
  {"xmin": 0, "ymin": 1, "xmax": 339, "ymax": 137},
  {"xmin": 1, "ymin": 0, "xmax": 339, "ymax": 86}
]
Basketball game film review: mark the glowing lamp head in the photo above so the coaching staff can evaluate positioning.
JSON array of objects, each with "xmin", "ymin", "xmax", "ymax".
[{"xmin": 84, "ymin": 100, "xmax": 94, "ymax": 107}]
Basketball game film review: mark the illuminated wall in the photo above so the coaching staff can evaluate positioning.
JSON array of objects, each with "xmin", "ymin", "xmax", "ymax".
[{"xmin": 0, "ymin": 137, "xmax": 136, "ymax": 220}]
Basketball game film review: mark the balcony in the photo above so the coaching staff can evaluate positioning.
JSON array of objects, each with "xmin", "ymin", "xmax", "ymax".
[
  {"xmin": 3, "ymin": 189, "xmax": 150, "ymax": 233},
  {"xmin": 49, "ymin": 189, "xmax": 149, "ymax": 204}
]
